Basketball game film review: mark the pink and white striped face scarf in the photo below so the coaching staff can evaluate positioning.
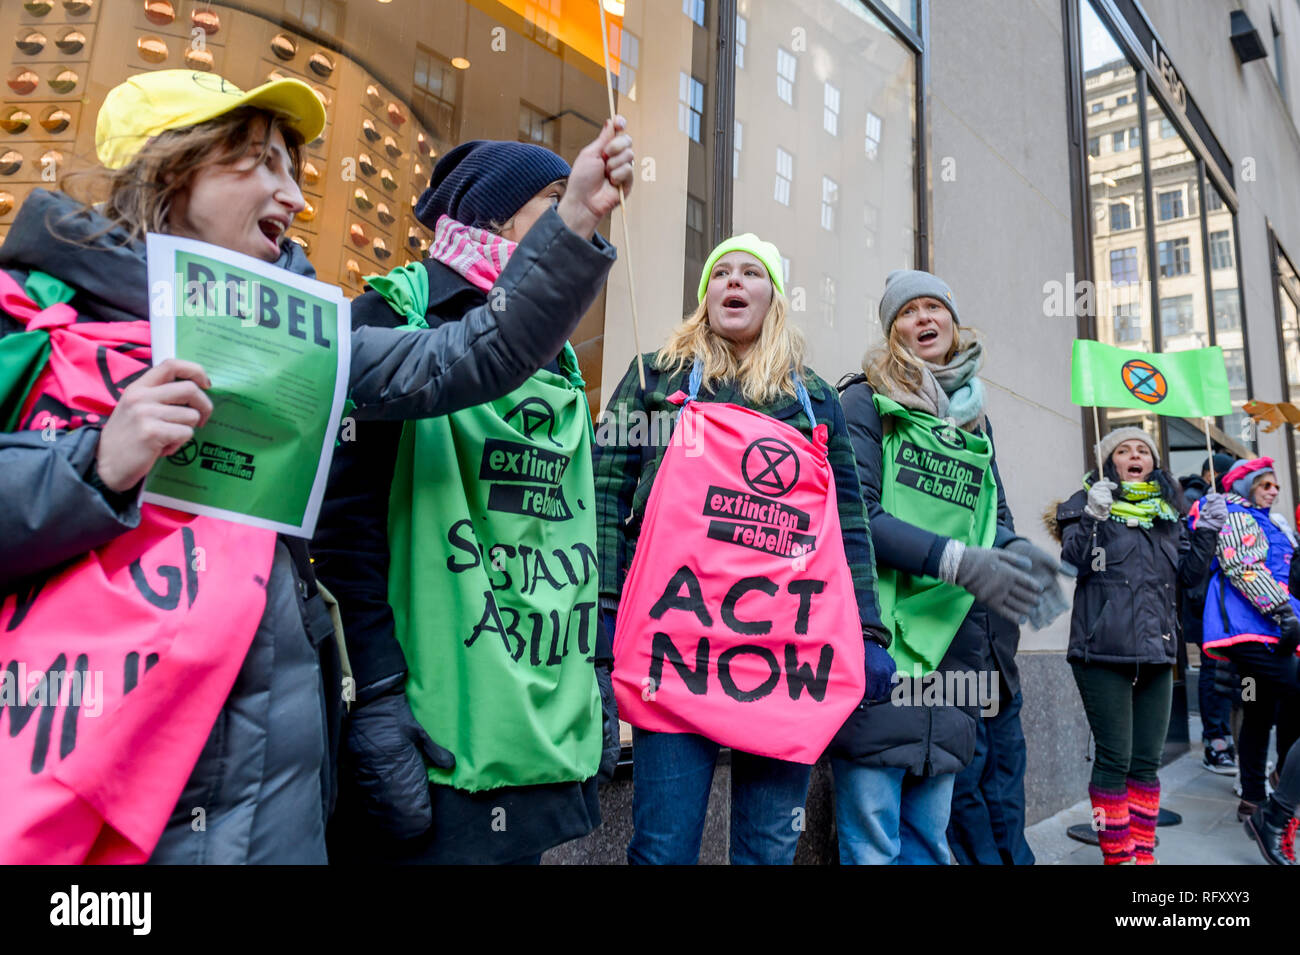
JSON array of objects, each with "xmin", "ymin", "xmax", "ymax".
[{"xmin": 428, "ymin": 214, "xmax": 517, "ymax": 292}]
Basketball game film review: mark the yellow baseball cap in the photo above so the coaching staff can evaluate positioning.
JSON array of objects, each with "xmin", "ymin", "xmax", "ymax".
[{"xmin": 95, "ymin": 70, "xmax": 326, "ymax": 170}]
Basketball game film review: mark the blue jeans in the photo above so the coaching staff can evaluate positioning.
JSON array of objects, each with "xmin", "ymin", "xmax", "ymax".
[
  {"xmin": 946, "ymin": 690, "xmax": 1035, "ymax": 865},
  {"xmin": 628, "ymin": 728, "xmax": 812, "ymax": 865},
  {"xmin": 831, "ymin": 760, "xmax": 955, "ymax": 864}
]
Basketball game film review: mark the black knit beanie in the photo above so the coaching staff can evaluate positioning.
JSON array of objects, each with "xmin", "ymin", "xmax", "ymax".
[{"xmin": 414, "ymin": 140, "xmax": 571, "ymax": 231}]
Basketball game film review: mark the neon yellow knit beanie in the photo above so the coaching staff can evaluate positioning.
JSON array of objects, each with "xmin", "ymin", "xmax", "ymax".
[{"xmin": 696, "ymin": 233, "xmax": 785, "ymax": 304}]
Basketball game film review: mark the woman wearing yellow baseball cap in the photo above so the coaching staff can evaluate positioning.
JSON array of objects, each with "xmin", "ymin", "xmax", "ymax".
[{"xmin": 0, "ymin": 69, "xmax": 632, "ymax": 864}]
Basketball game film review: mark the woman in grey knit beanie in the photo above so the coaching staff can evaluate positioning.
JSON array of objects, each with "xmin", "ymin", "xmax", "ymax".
[{"xmin": 831, "ymin": 268, "xmax": 1064, "ymax": 866}]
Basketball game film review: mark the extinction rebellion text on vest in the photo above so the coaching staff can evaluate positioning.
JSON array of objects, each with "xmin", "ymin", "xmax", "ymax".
[{"xmin": 895, "ymin": 442, "xmax": 982, "ymax": 511}]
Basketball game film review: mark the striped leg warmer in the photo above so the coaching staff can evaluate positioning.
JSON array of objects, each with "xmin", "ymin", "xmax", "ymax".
[
  {"xmin": 1127, "ymin": 778, "xmax": 1160, "ymax": 865},
  {"xmin": 1089, "ymin": 784, "xmax": 1134, "ymax": 865}
]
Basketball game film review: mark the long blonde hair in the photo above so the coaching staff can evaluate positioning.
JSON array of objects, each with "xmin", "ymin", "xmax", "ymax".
[{"xmin": 658, "ymin": 290, "xmax": 806, "ymax": 404}]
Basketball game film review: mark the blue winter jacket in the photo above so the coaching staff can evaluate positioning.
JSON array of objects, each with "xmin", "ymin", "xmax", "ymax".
[{"xmin": 1201, "ymin": 497, "xmax": 1300, "ymax": 655}]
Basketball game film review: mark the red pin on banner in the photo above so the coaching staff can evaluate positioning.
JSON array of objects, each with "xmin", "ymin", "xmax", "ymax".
[{"xmin": 596, "ymin": 0, "xmax": 646, "ymax": 390}]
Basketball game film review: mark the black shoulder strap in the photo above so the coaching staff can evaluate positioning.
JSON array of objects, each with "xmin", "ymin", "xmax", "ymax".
[
  {"xmin": 283, "ymin": 536, "xmax": 319, "ymax": 599},
  {"xmin": 836, "ymin": 371, "xmax": 868, "ymax": 395}
]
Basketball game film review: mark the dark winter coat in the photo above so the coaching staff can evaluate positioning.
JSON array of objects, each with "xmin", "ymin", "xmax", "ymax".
[
  {"xmin": 1054, "ymin": 482, "xmax": 1217, "ymax": 665},
  {"xmin": 313, "ymin": 232, "xmax": 614, "ymax": 864},
  {"xmin": 0, "ymin": 191, "xmax": 614, "ymax": 862},
  {"xmin": 829, "ymin": 378, "xmax": 1021, "ymax": 777},
  {"xmin": 1181, "ymin": 474, "xmax": 1209, "ymax": 507}
]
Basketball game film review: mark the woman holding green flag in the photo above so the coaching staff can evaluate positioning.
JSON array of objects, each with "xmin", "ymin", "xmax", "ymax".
[
  {"xmin": 831, "ymin": 269, "xmax": 1059, "ymax": 865},
  {"xmin": 314, "ymin": 138, "xmax": 629, "ymax": 865},
  {"xmin": 1050, "ymin": 427, "xmax": 1221, "ymax": 864}
]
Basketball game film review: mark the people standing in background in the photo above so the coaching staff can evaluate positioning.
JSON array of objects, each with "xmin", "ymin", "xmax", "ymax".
[
  {"xmin": 1201, "ymin": 457, "xmax": 1300, "ymax": 826},
  {"xmin": 1051, "ymin": 428, "xmax": 1221, "ymax": 864},
  {"xmin": 1181, "ymin": 453, "xmax": 1239, "ymax": 776}
]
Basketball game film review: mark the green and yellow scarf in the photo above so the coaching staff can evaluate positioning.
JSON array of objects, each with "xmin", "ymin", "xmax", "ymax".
[{"xmin": 1083, "ymin": 475, "xmax": 1178, "ymax": 529}]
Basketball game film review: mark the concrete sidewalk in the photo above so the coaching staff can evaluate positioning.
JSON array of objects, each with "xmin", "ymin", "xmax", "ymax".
[
  {"xmin": 1025, "ymin": 694, "xmax": 1278, "ymax": 865},
  {"xmin": 1025, "ymin": 745, "xmax": 1269, "ymax": 864}
]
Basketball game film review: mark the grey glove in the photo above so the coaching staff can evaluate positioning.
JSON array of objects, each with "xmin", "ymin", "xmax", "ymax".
[
  {"xmin": 939, "ymin": 541, "xmax": 1043, "ymax": 623},
  {"xmin": 1006, "ymin": 538, "xmax": 1070, "ymax": 630},
  {"xmin": 1085, "ymin": 479, "xmax": 1117, "ymax": 521},
  {"xmin": 1198, "ymin": 492, "xmax": 1228, "ymax": 532}
]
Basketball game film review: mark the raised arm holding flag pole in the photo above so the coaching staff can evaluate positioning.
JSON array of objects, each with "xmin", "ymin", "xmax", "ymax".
[{"xmin": 1059, "ymin": 336, "xmax": 1230, "ymax": 864}]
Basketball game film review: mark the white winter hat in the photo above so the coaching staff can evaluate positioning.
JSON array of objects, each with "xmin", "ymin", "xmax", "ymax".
[{"xmin": 1097, "ymin": 426, "xmax": 1160, "ymax": 467}]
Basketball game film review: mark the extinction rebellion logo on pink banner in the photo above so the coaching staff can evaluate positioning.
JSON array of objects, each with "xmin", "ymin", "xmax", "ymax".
[{"xmin": 703, "ymin": 438, "xmax": 817, "ymax": 557}]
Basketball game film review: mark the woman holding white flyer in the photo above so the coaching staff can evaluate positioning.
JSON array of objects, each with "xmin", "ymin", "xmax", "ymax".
[{"xmin": 0, "ymin": 69, "xmax": 631, "ymax": 864}]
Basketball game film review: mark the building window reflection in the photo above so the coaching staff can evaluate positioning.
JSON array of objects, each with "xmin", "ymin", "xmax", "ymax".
[
  {"xmin": 678, "ymin": 73, "xmax": 703, "ymax": 143},
  {"xmin": 1157, "ymin": 188, "xmax": 1183, "ymax": 221},
  {"xmin": 412, "ymin": 46, "xmax": 457, "ymax": 146},
  {"xmin": 284, "ymin": 0, "xmax": 341, "ymax": 35},
  {"xmin": 776, "ymin": 47, "xmax": 797, "ymax": 105},
  {"xmin": 820, "ymin": 176, "xmax": 838, "ymax": 231},
  {"xmin": 865, "ymin": 110, "xmax": 882, "ymax": 159},
  {"xmin": 1209, "ymin": 230, "xmax": 1234, "ymax": 270},
  {"xmin": 1109, "ymin": 246, "xmax": 1138, "ymax": 284},
  {"xmin": 1157, "ymin": 237, "xmax": 1191, "ymax": 277},
  {"xmin": 519, "ymin": 102, "xmax": 555, "ymax": 149},
  {"xmin": 824, "ymin": 83, "xmax": 840, "ymax": 136},
  {"xmin": 774, "ymin": 147, "xmax": 793, "ymax": 206}
]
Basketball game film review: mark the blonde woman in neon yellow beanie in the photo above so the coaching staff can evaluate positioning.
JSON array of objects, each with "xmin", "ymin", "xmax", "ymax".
[{"xmin": 593, "ymin": 234, "xmax": 893, "ymax": 865}]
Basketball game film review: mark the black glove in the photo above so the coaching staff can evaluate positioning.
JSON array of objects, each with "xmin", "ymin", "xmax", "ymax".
[
  {"xmin": 595, "ymin": 662, "xmax": 621, "ymax": 783},
  {"xmin": 1273, "ymin": 607, "xmax": 1300, "ymax": 658},
  {"xmin": 345, "ymin": 686, "xmax": 455, "ymax": 840}
]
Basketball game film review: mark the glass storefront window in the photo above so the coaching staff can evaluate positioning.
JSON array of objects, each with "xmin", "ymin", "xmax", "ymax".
[
  {"xmin": 1081, "ymin": 1, "xmax": 1150, "ymax": 357},
  {"xmin": 0, "ymin": 0, "xmax": 923, "ymax": 414},
  {"xmin": 1077, "ymin": 1, "xmax": 1247, "ymax": 448},
  {"xmin": 1208, "ymin": 183, "xmax": 1249, "ymax": 441},
  {"xmin": 1278, "ymin": 247, "xmax": 1300, "ymax": 490},
  {"xmin": 732, "ymin": 0, "xmax": 916, "ymax": 376},
  {"xmin": 1146, "ymin": 91, "xmax": 1209, "ymax": 361}
]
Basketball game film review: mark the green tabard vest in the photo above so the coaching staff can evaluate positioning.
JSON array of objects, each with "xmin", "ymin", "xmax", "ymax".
[
  {"xmin": 872, "ymin": 394, "xmax": 998, "ymax": 676},
  {"xmin": 386, "ymin": 340, "xmax": 602, "ymax": 792}
]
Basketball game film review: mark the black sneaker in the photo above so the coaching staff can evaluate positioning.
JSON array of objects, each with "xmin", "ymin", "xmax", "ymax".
[{"xmin": 1202, "ymin": 744, "xmax": 1237, "ymax": 775}]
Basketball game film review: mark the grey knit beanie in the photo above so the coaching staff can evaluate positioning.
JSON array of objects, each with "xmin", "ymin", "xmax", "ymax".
[
  {"xmin": 879, "ymin": 269, "xmax": 961, "ymax": 337},
  {"xmin": 1097, "ymin": 426, "xmax": 1160, "ymax": 468}
]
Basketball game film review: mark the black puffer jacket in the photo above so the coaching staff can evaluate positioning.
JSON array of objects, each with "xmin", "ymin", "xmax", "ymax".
[
  {"xmin": 0, "ymin": 192, "xmax": 614, "ymax": 862},
  {"xmin": 830, "ymin": 379, "xmax": 1021, "ymax": 776},
  {"xmin": 1054, "ymin": 480, "xmax": 1217, "ymax": 665}
]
